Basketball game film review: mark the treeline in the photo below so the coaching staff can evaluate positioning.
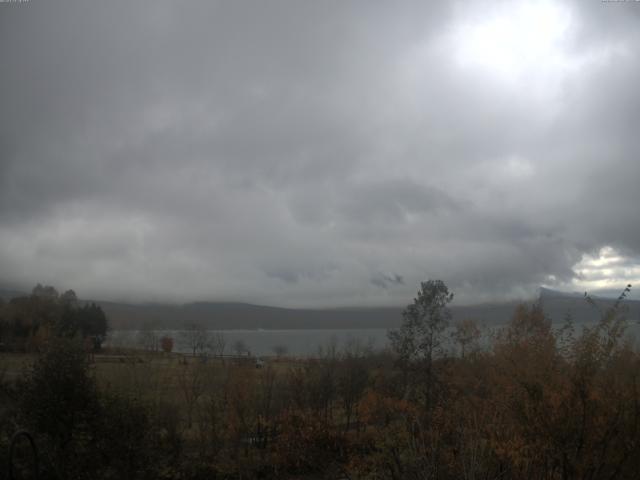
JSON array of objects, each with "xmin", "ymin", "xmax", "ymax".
[
  {"xmin": 0, "ymin": 284, "xmax": 108, "ymax": 351},
  {"xmin": 1, "ymin": 281, "xmax": 639, "ymax": 479}
]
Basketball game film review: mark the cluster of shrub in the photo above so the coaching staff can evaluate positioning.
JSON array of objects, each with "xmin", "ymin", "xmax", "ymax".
[
  {"xmin": 1, "ymin": 281, "xmax": 639, "ymax": 479},
  {"xmin": 0, "ymin": 284, "xmax": 108, "ymax": 352}
]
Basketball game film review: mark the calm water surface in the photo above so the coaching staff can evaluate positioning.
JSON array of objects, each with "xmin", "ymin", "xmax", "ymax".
[{"xmin": 107, "ymin": 321, "xmax": 640, "ymax": 357}]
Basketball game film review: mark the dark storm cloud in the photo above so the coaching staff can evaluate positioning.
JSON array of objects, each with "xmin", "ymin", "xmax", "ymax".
[
  {"xmin": 1, "ymin": 0, "xmax": 639, "ymax": 306},
  {"xmin": 371, "ymin": 273, "xmax": 405, "ymax": 290}
]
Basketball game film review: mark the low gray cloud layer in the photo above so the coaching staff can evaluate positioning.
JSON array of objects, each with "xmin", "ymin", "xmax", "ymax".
[{"xmin": 1, "ymin": 0, "xmax": 639, "ymax": 306}]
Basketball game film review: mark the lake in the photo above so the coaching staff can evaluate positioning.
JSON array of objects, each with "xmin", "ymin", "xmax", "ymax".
[{"xmin": 106, "ymin": 319, "xmax": 640, "ymax": 357}]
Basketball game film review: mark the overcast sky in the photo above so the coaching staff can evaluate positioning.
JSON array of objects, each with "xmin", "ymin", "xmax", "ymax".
[{"xmin": 1, "ymin": 0, "xmax": 639, "ymax": 307}]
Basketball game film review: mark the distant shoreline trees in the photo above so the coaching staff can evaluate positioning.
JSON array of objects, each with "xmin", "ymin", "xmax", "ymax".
[{"xmin": 0, "ymin": 284, "xmax": 108, "ymax": 352}]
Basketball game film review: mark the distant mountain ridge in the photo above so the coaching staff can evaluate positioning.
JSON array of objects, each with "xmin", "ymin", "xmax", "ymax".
[
  {"xmin": 2, "ymin": 287, "xmax": 638, "ymax": 330},
  {"xmin": 92, "ymin": 289, "xmax": 640, "ymax": 330},
  {"xmin": 537, "ymin": 287, "xmax": 585, "ymax": 299},
  {"xmin": 0, "ymin": 288, "xmax": 28, "ymax": 301}
]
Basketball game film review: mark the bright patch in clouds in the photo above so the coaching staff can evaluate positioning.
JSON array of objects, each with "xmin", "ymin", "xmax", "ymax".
[
  {"xmin": 451, "ymin": 1, "xmax": 573, "ymax": 82},
  {"xmin": 568, "ymin": 246, "xmax": 640, "ymax": 296}
]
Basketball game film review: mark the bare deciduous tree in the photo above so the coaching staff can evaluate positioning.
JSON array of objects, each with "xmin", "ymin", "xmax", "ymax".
[
  {"xmin": 208, "ymin": 332, "xmax": 227, "ymax": 358},
  {"xmin": 137, "ymin": 323, "xmax": 160, "ymax": 352},
  {"xmin": 181, "ymin": 323, "xmax": 210, "ymax": 357}
]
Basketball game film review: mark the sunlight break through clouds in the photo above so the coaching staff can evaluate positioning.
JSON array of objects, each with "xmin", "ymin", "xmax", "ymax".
[
  {"xmin": 451, "ymin": 1, "xmax": 573, "ymax": 81},
  {"xmin": 568, "ymin": 247, "xmax": 640, "ymax": 296}
]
